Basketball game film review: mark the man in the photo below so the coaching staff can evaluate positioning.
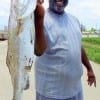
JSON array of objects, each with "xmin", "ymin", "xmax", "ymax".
[
  {"xmin": 35, "ymin": 0, "xmax": 96, "ymax": 100},
  {"xmin": 6, "ymin": 0, "xmax": 46, "ymax": 100}
]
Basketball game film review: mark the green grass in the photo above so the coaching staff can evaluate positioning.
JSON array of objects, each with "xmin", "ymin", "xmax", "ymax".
[
  {"xmin": 82, "ymin": 37, "xmax": 100, "ymax": 64},
  {"xmin": 82, "ymin": 37, "xmax": 100, "ymax": 45}
]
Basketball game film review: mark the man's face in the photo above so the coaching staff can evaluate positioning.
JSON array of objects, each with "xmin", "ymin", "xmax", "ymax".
[{"xmin": 49, "ymin": 0, "xmax": 68, "ymax": 14}]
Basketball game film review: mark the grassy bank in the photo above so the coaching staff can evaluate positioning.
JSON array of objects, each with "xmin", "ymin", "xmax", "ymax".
[{"xmin": 82, "ymin": 37, "xmax": 100, "ymax": 64}]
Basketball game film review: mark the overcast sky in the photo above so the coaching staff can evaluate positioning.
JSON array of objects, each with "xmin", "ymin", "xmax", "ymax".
[{"xmin": 0, "ymin": 0, "xmax": 100, "ymax": 30}]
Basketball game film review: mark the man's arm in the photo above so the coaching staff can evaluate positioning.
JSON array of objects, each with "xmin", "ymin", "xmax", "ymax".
[
  {"xmin": 81, "ymin": 46, "xmax": 96, "ymax": 87},
  {"xmin": 34, "ymin": 1, "xmax": 47, "ymax": 56}
]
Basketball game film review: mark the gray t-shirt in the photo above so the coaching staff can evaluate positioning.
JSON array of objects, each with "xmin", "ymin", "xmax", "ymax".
[{"xmin": 35, "ymin": 9, "xmax": 83, "ymax": 99}]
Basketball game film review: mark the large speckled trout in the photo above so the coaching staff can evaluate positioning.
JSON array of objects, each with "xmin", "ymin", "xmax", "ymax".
[{"xmin": 6, "ymin": 0, "xmax": 36, "ymax": 100}]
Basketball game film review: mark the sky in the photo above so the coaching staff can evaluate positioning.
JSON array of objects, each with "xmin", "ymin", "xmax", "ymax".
[{"xmin": 0, "ymin": 0, "xmax": 100, "ymax": 30}]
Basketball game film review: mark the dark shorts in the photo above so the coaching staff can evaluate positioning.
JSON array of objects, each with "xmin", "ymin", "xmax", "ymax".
[{"xmin": 36, "ymin": 91, "xmax": 83, "ymax": 100}]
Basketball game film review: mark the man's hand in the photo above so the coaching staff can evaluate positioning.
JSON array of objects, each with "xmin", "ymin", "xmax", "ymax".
[
  {"xmin": 37, "ymin": 0, "xmax": 44, "ymax": 4},
  {"xmin": 87, "ymin": 70, "xmax": 96, "ymax": 87},
  {"xmin": 34, "ymin": 1, "xmax": 45, "ymax": 18}
]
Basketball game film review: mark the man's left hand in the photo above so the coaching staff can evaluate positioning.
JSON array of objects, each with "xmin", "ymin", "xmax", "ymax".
[{"xmin": 87, "ymin": 70, "xmax": 96, "ymax": 87}]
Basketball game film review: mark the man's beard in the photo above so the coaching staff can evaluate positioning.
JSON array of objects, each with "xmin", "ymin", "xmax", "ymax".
[{"xmin": 54, "ymin": 5, "xmax": 64, "ymax": 13}]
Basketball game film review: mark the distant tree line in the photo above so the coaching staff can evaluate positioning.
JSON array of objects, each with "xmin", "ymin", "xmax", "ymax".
[{"xmin": 81, "ymin": 24, "xmax": 100, "ymax": 34}]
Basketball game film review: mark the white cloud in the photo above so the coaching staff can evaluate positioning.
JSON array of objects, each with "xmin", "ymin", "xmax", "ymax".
[
  {"xmin": 80, "ymin": 0, "xmax": 100, "ymax": 17},
  {"xmin": 0, "ymin": 11, "xmax": 9, "ymax": 16},
  {"xmin": 65, "ymin": 0, "xmax": 100, "ymax": 29},
  {"xmin": 0, "ymin": 0, "xmax": 10, "ymax": 3},
  {"xmin": 0, "ymin": 0, "xmax": 10, "ymax": 16}
]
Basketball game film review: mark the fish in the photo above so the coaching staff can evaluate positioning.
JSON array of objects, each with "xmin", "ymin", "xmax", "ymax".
[{"xmin": 6, "ymin": 0, "xmax": 37, "ymax": 100}]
